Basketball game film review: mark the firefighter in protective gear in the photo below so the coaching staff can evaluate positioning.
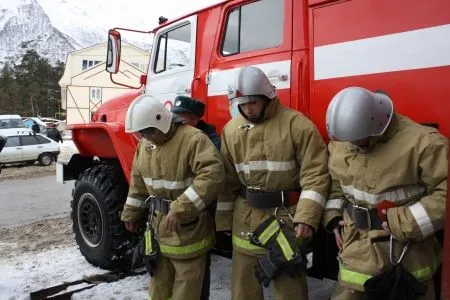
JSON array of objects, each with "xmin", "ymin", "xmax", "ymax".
[
  {"xmin": 216, "ymin": 66, "xmax": 330, "ymax": 299},
  {"xmin": 121, "ymin": 94, "xmax": 225, "ymax": 300},
  {"xmin": 323, "ymin": 87, "xmax": 448, "ymax": 300}
]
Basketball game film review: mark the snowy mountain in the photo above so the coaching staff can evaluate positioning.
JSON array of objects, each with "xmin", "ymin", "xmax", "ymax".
[
  {"xmin": 0, "ymin": 0, "xmax": 222, "ymax": 68},
  {"xmin": 0, "ymin": 0, "xmax": 83, "ymax": 67},
  {"xmin": 0, "ymin": 0, "xmax": 152, "ymax": 68}
]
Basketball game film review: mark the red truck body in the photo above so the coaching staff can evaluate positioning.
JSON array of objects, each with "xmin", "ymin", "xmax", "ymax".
[{"xmin": 64, "ymin": 0, "xmax": 450, "ymax": 295}]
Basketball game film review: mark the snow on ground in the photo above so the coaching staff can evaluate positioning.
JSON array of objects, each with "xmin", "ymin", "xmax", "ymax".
[{"xmin": 0, "ymin": 244, "xmax": 335, "ymax": 300}]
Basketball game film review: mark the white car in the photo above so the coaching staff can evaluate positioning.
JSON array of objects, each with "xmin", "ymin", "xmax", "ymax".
[{"xmin": 0, "ymin": 134, "xmax": 60, "ymax": 166}]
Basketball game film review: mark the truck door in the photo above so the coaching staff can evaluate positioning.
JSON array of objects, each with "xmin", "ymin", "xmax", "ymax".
[
  {"xmin": 207, "ymin": 0, "xmax": 293, "ymax": 132},
  {"xmin": 146, "ymin": 15, "xmax": 197, "ymax": 109}
]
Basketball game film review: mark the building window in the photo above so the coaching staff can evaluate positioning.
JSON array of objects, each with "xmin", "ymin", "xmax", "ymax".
[
  {"xmin": 221, "ymin": 0, "xmax": 283, "ymax": 56},
  {"xmin": 90, "ymin": 87, "xmax": 102, "ymax": 100},
  {"xmin": 82, "ymin": 60, "xmax": 102, "ymax": 71},
  {"xmin": 154, "ymin": 23, "xmax": 192, "ymax": 74}
]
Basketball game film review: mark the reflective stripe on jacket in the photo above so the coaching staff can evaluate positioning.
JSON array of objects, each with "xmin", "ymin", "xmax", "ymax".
[
  {"xmin": 216, "ymin": 97, "xmax": 329, "ymax": 255},
  {"xmin": 323, "ymin": 113, "xmax": 448, "ymax": 291},
  {"xmin": 121, "ymin": 124, "xmax": 224, "ymax": 259}
]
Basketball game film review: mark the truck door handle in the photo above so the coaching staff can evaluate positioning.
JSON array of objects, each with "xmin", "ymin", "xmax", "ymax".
[
  {"xmin": 176, "ymin": 88, "xmax": 191, "ymax": 95},
  {"xmin": 16, "ymin": 147, "xmax": 22, "ymax": 150},
  {"xmin": 37, "ymin": 146, "xmax": 43, "ymax": 148}
]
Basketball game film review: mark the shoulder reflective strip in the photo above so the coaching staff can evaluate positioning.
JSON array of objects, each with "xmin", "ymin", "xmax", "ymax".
[
  {"xmin": 300, "ymin": 190, "xmax": 326, "ymax": 207},
  {"xmin": 144, "ymin": 230, "xmax": 152, "ymax": 255},
  {"xmin": 208, "ymin": 60, "xmax": 291, "ymax": 96},
  {"xmin": 144, "ymin": 177, "xmax": 194, "ymax": 190},
  {"xmin": 232, "ymin": 235, "xmax": 265, "ymax": 251},
  {"xmin": 216, "ymin": 202, "xmax": 235, "ymax": 211},
  {"xmin": 408, "ymin": 202, "xmax": 435, "ymax": 238},
  {"xmin": 276, "ymin": 232, "xmax": 294, "ymax": 261},
  {"xmin": 341, "ymin": 184, "xmax": 426, "ymax": 205},
  {"xmin": 125, "ymin": 196, "xmax": 145, "ymax": 208},
  {"xmin": 234, "ymin": 160, "xmax": 296, "ymax": 174},
  {"xmin": 325, "ymin": 199, "xmax": 345, "ymax": 210},
  {"xmin": 314, "ymin": 24, "xmax": 450, "ymax": 80},
  {"xmin": 159, "ymin": 234, "xmax": 213, "ymax": 255},
  {"xmin": 258, "ymin": 220, "xmax": 280, "ymax": 245},
  {"xmin": 183, "ymin": 186, "xmax": 206, "ymax": 211}
]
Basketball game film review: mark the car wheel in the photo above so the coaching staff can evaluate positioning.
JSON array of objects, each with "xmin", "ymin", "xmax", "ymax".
[
  {"xmin": 72, "ymin": 163, "xmax": 138, "ymax": 270},
  {"xmin": 38, "ymin": 153, "xmax": 53, "ymax": 166}
]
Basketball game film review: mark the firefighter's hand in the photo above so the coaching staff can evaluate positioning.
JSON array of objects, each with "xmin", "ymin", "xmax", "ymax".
[
  {"xmin": 333, "ymin": 221, "xmax": 345, "ymax": 250},
  {"xmin": 124, "ymin": 221, "xmax": 138, "ymax": 233},
  {"xmin": 166, "ymin": 212, "xmax": 182, "ymax": 232},
  {"xmin": 381, "ymin": 209, "xmax": 390, "ymax": 232},
  {"xmin": 295, "ymin": 223, "xmax": 313, "ymax": 239}
]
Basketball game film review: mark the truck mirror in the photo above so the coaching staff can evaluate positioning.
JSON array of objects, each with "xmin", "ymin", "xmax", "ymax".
[{"xmin": 106, "ymin": 29, "xmax": 121, "ymax": 74}]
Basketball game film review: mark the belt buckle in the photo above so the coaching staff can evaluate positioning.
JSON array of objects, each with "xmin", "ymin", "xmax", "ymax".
[
  {"xmin": 352, "ymin": 204, "xmax": 372, "ymax": 230},
  {"xmin": 247, "ymin": 186, "xmax": 261, "ymax": 194}
]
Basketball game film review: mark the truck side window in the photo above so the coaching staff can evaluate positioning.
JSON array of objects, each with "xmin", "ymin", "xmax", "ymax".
[
  {"xmin": 154, "ymin": 23, "xmax": 192, "ymax": 73},
  {"xmin": 221, "ymin": 0, "xmax": 283, "ymax": 56}
]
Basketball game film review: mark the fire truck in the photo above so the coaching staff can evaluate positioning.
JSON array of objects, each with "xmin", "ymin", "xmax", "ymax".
[{"xmin": 57, "ymin": 0, "xmax": 450, "ymax": 296}]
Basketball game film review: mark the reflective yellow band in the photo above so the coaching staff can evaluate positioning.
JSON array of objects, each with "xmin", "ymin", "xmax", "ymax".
[
  {"xmin": 339, "ymin": 256, "xmax": 440, "ymax": 287},
  {"xmin": 159, "ymin": 234, "xmax": 213, "ymax": 255},
  {"xmin": 144, "ymin": 230, "xmax": 153, "ymax": 255},
  {"xmin": 258, "ymin": 220, "xmax": 280, "ymax": 245},
  {"xmin": 339, "ymin": 266, "xmax": 372, "ymax": 286},
  {"xmin": 276, "ymin": 232, "xmax": 294, "ymax": 261},
  {"xmin": 232, "ymin": 235, "xmax": 265, "ymax": 251}
]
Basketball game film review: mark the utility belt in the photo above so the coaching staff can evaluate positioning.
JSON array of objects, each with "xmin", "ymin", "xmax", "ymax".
[
  {"xmin": 239, "ymin": 187, "xmax": 300, "ymax": 209},
  {"xmin": 344, "ymin": 202, "xmax": 383, "ymax": 230}
]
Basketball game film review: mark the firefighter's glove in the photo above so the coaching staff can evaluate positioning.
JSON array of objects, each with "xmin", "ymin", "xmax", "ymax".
[
  {"xmin": 250, "ymin": 216, "xmax": 282, "ymax": 248},
  {"xmin": 132, "ymin": 227, "xmax": 159, "ymax": 276},
  {"xmin": 255, "ymin": 230, "xmax": 304, "ymax": 287}
]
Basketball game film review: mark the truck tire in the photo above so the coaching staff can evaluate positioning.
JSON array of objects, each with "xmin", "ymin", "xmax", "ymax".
[{"xmin": 72, "ymin": 163, "xmax": 138, "ymax": 270}]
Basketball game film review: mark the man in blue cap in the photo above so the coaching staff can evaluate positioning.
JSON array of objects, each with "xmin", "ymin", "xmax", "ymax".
[
  {"xmin": 171, "ymin": 96, "xmax": 220, "ymax": 300},
  {"xmin": 171, "ymin": 96, "xmax": 220, "ymax": 150}
]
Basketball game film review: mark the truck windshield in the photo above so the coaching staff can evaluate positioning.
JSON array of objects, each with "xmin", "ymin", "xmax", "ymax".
[{"xmin": 0, "ymin": 118, "xmax": 25, "ymax": 129}]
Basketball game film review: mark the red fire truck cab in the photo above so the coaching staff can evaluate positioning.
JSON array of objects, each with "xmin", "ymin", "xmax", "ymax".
[{"xmin": 58, "ymin": 0, "xmax": 450, "ymax": 296}]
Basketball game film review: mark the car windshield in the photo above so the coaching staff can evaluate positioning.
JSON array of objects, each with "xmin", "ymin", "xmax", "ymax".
[{"xmin": 0, "ymin": 118, "xmax": 25, "ymax": 129}]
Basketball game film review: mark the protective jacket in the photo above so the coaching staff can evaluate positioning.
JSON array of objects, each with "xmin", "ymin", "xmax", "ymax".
[
  {"xmin": 121, "ymin": 124, "xmax": 224, "ymax": 259},
  {"xmin": 216, "ymin": 97, "xmax": 329, "ymax": 256},
  {"xmin": 323, "ymin": 113, "xmax": 448, "ymax": 292}
]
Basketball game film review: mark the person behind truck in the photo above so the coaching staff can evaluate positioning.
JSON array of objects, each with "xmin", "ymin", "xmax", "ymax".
[
  {"xmin": 171, "ymin": 95, "xmax": 220, "ymax": 150},
  {"xmin": 170, "ymin": 95, "xmax": 220, "ymax": 300},
  {"xmin": 31, "ymin": 121, "xmax": 40, "ymax": 134},
  {"xmin": 121, "ymin": 94, "xmax": 224, "ymax": 300},
  {"xmin": 46, "ymin": 123, "xmax": 63, "ymax": 143},
  {"xmin": 323, "ymin": 87, "xmax": 448, "ymax": 300},
  {"xmin": 215, "ymin": 66, "xmax": 330, "ymax": 299}
]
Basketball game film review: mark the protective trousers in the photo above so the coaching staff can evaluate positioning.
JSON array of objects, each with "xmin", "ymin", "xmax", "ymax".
[
  {"xmin": 331, "ymin": 280, "xmax": 435, "ymax": 300},
  {"xmin": 231, "ymin": 250, "xmax": 309, "ymax": 300},
  {"xmin": 149, "ymin": 254, "xmax": 206, "ymax": 300}
]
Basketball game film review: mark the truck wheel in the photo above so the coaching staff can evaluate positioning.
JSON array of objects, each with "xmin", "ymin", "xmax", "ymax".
[
  {"xmin": 72, "ymin": 164, "xmax": 138, "ymax": 270},
  {"xmin": 39, "ymin": 153, "xmax": 53, "ymax": 166}
]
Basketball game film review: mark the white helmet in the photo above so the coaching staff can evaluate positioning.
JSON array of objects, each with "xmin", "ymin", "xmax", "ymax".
[
  {"xmin": 228, "ymin": 66, "xmax": 276, "ymax": 105},
  {"xmin": 125, "ymin": 94, "xmax": 173, "ymax": 133},
  {"xmin": 326, "ymin": 87, "xmax": 393, "ymax": 142}
]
